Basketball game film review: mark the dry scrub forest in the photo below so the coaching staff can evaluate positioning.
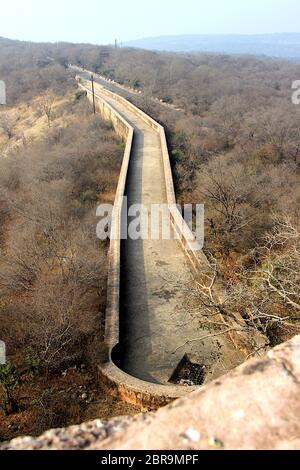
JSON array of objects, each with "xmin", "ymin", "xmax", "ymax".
[{"xmin": 0, "ymin": 37, "xmax": 300, "ymax": 439}]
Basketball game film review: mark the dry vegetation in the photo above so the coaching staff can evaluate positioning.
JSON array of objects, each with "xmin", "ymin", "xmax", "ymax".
[
  {"xmin": 1, "ymin": 37, "xmax": 300, "ymax": 438},
  {"xmin": 0, "ymin": 39, "xmax": 140, "ymax": 441}
]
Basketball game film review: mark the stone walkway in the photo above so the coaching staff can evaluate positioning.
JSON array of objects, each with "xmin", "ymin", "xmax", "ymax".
[{"xmin": 77, "ymin": 70, "xmax": 244, "ymax": 385}]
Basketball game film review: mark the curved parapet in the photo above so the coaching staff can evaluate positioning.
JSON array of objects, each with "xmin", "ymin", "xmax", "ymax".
[{"xmin": 99, "ymin": 352, "xmax": 197, "ymax": 411}]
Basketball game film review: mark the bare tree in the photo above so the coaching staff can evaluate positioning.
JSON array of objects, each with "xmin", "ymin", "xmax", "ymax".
[
  {"xmin": 254, "ymin": 217, "xmax": 300, "ymax": 312},
  {"xmin": 40, "ymin": 92, "xmax": 55, "ymax": 128},
  {"xmin": 0, "ymin": 113, "xmax": 15, "ymax": 139},
  {"xmin": 183, "ymin": 221, "xmax": 299, "ymax": 352},
  {"xmin": 211, "ymin": 217, "xmax": 300, "ymax": 341}
]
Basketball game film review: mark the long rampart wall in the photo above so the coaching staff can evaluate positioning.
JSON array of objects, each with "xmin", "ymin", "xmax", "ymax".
[
  {"xmin": 78, "ymin": 81, "xmax": 208, "ymax": 409},
  {"xmin": 86, "ymin": 82, "xmax": 209, "ymax": 268}
]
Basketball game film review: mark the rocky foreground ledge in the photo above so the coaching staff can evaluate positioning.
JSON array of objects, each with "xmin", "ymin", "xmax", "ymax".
[{"xmin": 2, "ymin": 336, "xmax": 300, "ymax": 451}]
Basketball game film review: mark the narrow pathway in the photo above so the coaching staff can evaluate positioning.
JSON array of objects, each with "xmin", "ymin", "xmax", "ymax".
[{"xmin": 77, "ymin": 70, "xmax": 244, "ymax": 385}]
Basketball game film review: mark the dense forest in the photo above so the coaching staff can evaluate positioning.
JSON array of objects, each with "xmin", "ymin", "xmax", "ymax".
[{"xmin": 1, "ymin": 36, "xmax": 300, "ymax": 438}]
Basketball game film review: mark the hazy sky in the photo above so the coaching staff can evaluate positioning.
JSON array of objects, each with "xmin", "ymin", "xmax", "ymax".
[{"xmin": 1, "ymin": 0, "xmax": 300, "ymax": 44}]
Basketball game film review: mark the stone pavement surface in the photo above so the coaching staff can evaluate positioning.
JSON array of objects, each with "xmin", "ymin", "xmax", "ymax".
[{"xmin": 76, "ymin": 69, "xmax": 244, "ymax": 385}]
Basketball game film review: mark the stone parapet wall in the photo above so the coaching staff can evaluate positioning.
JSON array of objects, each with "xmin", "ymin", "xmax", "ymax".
[{"xmin": 78, "ymin": 80, "xmax": 244, "ymax": 409}]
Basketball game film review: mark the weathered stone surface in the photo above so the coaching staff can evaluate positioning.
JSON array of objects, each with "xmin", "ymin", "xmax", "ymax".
[
  {"xmin": 1, "ymin": 417, "xmax": 135, "ymax": 451},
  {"xmin": 2, "ymin": 336, "xmax": 300, "ymax": 451},
  {"xmin": 92, "ymin": 336, "xmax": 300, "ymax": 450}
]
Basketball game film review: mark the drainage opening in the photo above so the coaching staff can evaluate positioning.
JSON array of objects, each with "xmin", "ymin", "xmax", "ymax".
[
  {"xmin": 169, "ymin": 354, "xmax": 207, "ymax": 386},
  {"xmin": 110, "ymin": 343, "xmax": 123, "ymax": 369}
]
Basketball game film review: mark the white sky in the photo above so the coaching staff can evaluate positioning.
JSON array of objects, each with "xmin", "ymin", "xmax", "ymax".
[{"xmin": 0, "ymin": 0, "xmax": 300, "ymax": 44}]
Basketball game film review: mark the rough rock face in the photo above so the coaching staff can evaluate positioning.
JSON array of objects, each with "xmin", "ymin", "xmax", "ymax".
[
  {"xmin": 0, "ymin": 417, "xmax": 136, "ymax": 451},
  {"xmin": 2, "ymin": 336, "xmax": 300, "ymax": 451}
]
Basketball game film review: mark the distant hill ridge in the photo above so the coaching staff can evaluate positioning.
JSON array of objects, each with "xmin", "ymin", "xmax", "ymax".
[{"xmin": 125, "ymin": 33, "xmax": 300, "ymax": 60}]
